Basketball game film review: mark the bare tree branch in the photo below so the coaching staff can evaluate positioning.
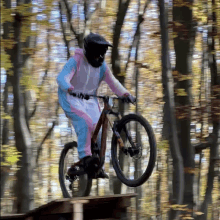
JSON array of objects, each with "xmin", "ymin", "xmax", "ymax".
[
  {"xmin": 84, "ymin": 0, "xmax": 88, "ymax": 22},
  {"xmin": 124, "ymin": 18, "xmax": 143, "ymax": 72},
  {"xmin": 124, "ymin": 0, "xmax": 152, "ymax": 73},
  {"xmin": 62, "ymin": 0, "xmax": 79, "ymax": 39},
  {"xmin": 143, "ymin": 0, "xmax": 151, "ymax": 14},
  {"xmin": 29, "ymin": 28, "xmax": 51, "ymax": 119},
  {"xmin": 35, "ymin": 101, "xmax": 59, "ymax": 165},
  {"xmin": 29, "ymin": 70, "xmax": 48, "ymax": 119},
  {"xmin": 59, "ymin": 1, "xmax": 70, "ymax": 59},
  {"xmin": 194, "ymin": 143, "xmax": 209, "ymax": 154},
  {"xmin": 86, "ymin": 2, "xmax": 99, "ymax": 22}
]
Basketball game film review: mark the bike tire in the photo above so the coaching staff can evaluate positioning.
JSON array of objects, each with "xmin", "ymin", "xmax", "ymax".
[
  {"xmin": 59, "ymin": 142, "xmax": 92, "ymax": 198},
  {"xmin": 111, "ymin": 114, "xmax": 157, "ymax": 187}
]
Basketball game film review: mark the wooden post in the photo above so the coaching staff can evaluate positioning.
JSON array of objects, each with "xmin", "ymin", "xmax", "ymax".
[
  {"xmin": 73, "ymin": 203, "xmax": 83, "ymax": 220},
  {"xmin": 70, "ymin": 200, "xmax": 88, "ymax": 220}
]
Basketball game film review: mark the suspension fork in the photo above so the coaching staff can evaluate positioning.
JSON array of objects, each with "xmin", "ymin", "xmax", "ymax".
[
  {"xmin": 112, "ymin": 113, "xmax": 136, "ymax": 149},
  {"xmin": 121, "ymin": 113, "xmax": 136, "ymax": 147},
  {"xmin": 122, "ymin": 126, "xmax": 136, "ymax": 148}
]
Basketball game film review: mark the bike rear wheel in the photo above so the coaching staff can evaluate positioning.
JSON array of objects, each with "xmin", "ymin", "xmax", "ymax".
[
  {"xmin": 59, "ymin": 142, "xmax": 92, "ymax": 198},
  {"xmin": 111, "ymin": 114, "xmax": 157, "ymax": 187}
]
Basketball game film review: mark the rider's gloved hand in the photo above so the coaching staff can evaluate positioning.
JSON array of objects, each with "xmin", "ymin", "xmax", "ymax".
[{"xmin": 123, "ymin": 93, "xmax": 136, "ymax": 104}]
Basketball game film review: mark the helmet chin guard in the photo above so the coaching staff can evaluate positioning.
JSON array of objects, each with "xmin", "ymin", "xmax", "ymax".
[{"xmin": 84, "ymin": 33, "xmax": 113, "ymax": 68}]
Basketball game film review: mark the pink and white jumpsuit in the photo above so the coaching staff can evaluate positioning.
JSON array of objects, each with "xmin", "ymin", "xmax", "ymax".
[{"xmin": 57, "ymin": 49, "xmax": 129, "ymax": 159}]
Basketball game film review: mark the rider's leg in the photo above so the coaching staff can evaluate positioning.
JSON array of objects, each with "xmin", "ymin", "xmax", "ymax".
[
  {"xmin": 85, "ymin": 100, "xmax": 108, "ymax": 179},
  {"xmin": 58, "ymin": 92, "xmax": 93, "ymax": 159},
  {"xmin": 69, "ymin": 111, "xmax": 93, "ymax": 159}
]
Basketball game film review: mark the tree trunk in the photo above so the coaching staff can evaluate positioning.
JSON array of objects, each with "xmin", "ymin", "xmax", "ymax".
[
  {"xmin": 196, "ymin": 0, "xmax": 220, "ymax": 218},
  {"xmin": 48, "ymin": 143, "xmax": 52, "ymax": 202},
  {"xmin": 111, "ymin": 0, "xmax": 131, "ymax": 195},
  {"xmin": 11, "ymin": 11, "xmax": 34, "ymax": 213},
  {"xmin": 1, "ymin": 79, "xmax": 11, "ymax": 199},
  {"xmin": 159, "ymin": 1, "xmax": 184, "ymax": 219},
  {"xmin": 196, "ymin": 29, "xmax": 207, "ymax": 208},
  {"xmin": 173, "ymin": 0, "xmax": 196, "ymax": 214},
  {"xmin": 134, "ymin": 2, "xmax": 143, "ymax": 217},
  {"xmin": 156, "ymin": 154, "xmax": 161, "ymax": 220}
]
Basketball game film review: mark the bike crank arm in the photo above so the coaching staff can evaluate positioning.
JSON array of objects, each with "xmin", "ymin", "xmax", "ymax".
[{"xmin": 67, "ymin": 169, "xmax": 86, "ymax": 177}]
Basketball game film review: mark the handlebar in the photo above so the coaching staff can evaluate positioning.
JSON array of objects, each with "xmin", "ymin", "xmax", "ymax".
[{"xmin": 69, "ymin": 92, "xmax": 136, "ymax": 104}]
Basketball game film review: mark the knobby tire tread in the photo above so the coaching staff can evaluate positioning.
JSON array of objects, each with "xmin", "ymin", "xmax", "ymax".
[
  {"xmin": 59, "ymin": 141, "xmax": 92, "ymax": 198},
  {"xmin": 111, "ymin": 114, "xmax": 157, "ymax": 187}
]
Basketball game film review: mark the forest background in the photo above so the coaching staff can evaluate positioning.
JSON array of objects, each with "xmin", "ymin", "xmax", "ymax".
[{"xmin": 1, "ymin": 0, "xmax": 220, "ymax": 219}]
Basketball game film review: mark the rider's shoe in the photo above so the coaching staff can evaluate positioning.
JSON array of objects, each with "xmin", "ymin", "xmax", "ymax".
[
  {"xmin": 80, "ymin": 156, "xmax": 99, "ymax": 171},
  {"xmin": 81, "ymin": 156, "xmax": 108, "ymax": 179},
  {"xmin": 67, "ymin": 157, "xmax": 96, "ymax": 179},
  {"xmin": 68, "ymin": 156, "xmax": 108, "ymax": 179},
  {"xmin": 96, "ymin": 169, "xmax": 109, "ymax": 179}
]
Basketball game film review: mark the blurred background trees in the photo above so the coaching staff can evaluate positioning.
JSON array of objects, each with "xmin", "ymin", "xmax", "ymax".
[{"xmin": 1, "ymin": 0, "xmax": 219, "ymax": 219}]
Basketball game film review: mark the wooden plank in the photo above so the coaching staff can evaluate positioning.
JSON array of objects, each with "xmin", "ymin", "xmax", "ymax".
[
  {"xmin": 37, "ymin": 201, "xmax": 73, "ymax": 215},
  {"xmin": 56, "ymin": 193, "xmax": 137, "ymax": 203},
  {"xmin": 117, "ymin": 197, "xmax": 131, "ymax": 208},
  {"xmin": 70, "ymin": 200, "xmax": 89, "ymax": 204},
  {"xmin": 2, "ymin": 193, "xmax": 137, "ymax": 220},
  {"xmin": 33, "ymin": 193, "xmax": 136, "ymax": 215},
  {"xmin": 38, "ymin": 213, "xmax": 71, "ymax": 220},
  {"xmin": 0, "ymin": 214, "xmax": 25, "ymax": 220},
  {"xmin": 24, "ymin": 200, "xmax": 62, "ymax": 216}
]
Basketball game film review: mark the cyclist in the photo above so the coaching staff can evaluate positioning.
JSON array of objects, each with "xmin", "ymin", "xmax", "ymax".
[{"xmin": 57, "ymin": 33, "xmax": 135, "ymax": 178}]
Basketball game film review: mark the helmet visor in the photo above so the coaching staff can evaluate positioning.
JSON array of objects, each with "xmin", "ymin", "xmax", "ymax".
[{"xmin": 90, "ymin": 44, "xmax": 108, "ymax": 58}]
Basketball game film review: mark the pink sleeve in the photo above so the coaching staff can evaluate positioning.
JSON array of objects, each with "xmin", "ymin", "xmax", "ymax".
[{"xmin": 103, "ymin": 64, "xmax": 129, "ymax": 97}]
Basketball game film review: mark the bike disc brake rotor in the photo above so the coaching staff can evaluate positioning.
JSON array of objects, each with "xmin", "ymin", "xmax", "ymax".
[{"xmin": 132, "ymin": 143, "xmax": 143, "ymax": 160}]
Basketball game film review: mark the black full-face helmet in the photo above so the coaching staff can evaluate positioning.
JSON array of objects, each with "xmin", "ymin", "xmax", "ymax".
[{"xmin": 84, "ymin": 33, "xmax": 113, "ymax": 68}]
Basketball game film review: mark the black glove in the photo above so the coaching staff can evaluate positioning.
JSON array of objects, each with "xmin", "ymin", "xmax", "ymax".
[{"xmin": 123, "ymin": 94, "xmax": 136, "ymax": 103}]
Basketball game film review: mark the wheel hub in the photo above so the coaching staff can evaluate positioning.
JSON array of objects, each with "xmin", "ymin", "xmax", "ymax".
[
  {"xmin": 122, "ymin": 143, "xmax": 142, "ymax": 159},
  {"xmin": 66, "ymin": 166, "xmax": 78, "ymax": 182}
]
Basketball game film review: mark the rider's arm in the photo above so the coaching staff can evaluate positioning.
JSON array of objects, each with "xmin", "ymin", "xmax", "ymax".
[
  {"xmin": 57, "ymin": 57, "xmax": 77, "ymax": 92},
  {"xmin": 102, "ymin": 62, "xmax": 129, "ymax": 97}
]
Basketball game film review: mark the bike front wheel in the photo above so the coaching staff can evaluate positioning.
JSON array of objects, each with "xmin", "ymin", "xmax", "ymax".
[
  {"xmin": 59, "ymin": 142, "xmax": 92, "ymax": 198},
  {"xmin": 111, "ymin": 114, "xmax": 157, "ymax": 187}
]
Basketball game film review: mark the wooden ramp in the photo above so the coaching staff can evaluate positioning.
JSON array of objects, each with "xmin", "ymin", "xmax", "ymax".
[{"xmin": 1, "ymin": 193, "xmax": 136, "ymax": 220}]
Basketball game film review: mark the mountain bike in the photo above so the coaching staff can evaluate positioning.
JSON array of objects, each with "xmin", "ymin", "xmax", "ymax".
[{"xmin": 59, "ymin": 92, "xmax": 157, "ymax": 198}]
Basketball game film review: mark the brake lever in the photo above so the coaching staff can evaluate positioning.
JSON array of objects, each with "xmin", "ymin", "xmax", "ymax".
[{"xmin": 121, "ymin": 97, "xmax": 136, "ymax": 105}]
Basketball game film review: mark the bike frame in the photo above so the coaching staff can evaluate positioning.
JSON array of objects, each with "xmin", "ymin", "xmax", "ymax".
[
  {"xmin": 69, "ymin": 94, "xmax": 134, "ymax": 175},
  {"xmin": 91, "ymin": 97, "xmax": 124, "ymax": 169}
]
